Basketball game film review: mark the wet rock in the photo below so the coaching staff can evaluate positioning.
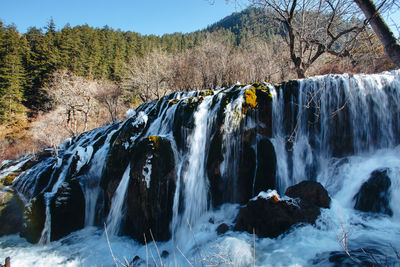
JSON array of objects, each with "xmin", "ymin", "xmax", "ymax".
[
  {"xmin": 21, "ymin": 195, "xmax": 46, "ymax": 243},
  {"xmin": 50, "ymin": 179, "xmax": 85, "ymax": 241},
  {"xmin": 285, "ymin": 181, "xmax": 331, "ymax": 208},
  {"xmin": 216, "ymin": 223, "xmax": 229, "ymax": 235},
  {"xmin": 353, "ymin": 168, "xmax": 392, "ymax": 216},
  {"xmin": 161, "ymin": 250, "xmax": 169, "ymax": 258},
  {"xmin": 208, "ymin": 217, "xmax": 215, "ymax": 224},
  {"xmin": 207, "ymin": 132, "xmax": 224, "ymax": 207},
  {"xmin": 234, "ymin": 190, "xmax": 321, "ymax": 238},
  {"xmin": 100, "ymin": 117, "xmax": 148, "ymax": 193},
  {"xmin": 125, "ymin": 136, "xmax": 176, "ymax": 243},
  {"xmin": 0, "ymin": 187, "xmax": 24, "ymax": 237},
  {"xmin": 130, "ymin": 255, "xmax": 144, "ymax": 266},
  {"xmin": 20, "ymin": 178, "xmax": 85, "ymax": 243},
  {"xmin": 237, "ymin": 129, "xmax": 257, "ymax": 204},
  {"xmin": 313, "ymin": 248, "xmax": 387, "ymax": 267},
  {"xmin": 254, "ymin": 138, "xmax": 276, "ymax": 194}
]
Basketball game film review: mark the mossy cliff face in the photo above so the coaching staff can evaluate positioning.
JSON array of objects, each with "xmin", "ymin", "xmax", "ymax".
[
  {"xmin": 125, "ymin": 136, "xmax": 176, "ymax": 242},
  {"xmin": 5, "ymin": 81, "xmax": 302, "ymax": 243}
]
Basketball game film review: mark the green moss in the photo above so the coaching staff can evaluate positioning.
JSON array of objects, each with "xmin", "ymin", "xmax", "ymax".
[
  {"xmin": 1, "ymin": 173, "xmax": 17, "ymax": 186},
  {"xmin": 0, "ymin": 187, "xmax": 13, "ymax": 212}
]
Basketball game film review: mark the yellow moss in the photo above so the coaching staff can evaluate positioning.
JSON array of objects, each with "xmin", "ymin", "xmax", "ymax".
[
  {"xmin": 168, "ymin": 99, "xmax": 179, "ymax": 105},
  {"xmin": 147, "ymin": 136, "xmax": 161, "ymax": 148},
  {"xmin": 199, "ymin": 90, "xmax": 214, "ymax": 97},
  {"xmin": 244, "ymin": 88, "xmax": 258, "ymax": 108},
  {"xmin": 1, "ymin": 173, "xmax": 17, "ymax": 186}
]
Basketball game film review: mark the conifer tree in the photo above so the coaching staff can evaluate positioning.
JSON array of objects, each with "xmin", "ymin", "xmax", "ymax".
[{"xmin": 0, "ymin": 24, "xmax": 27, "ymax": 123}]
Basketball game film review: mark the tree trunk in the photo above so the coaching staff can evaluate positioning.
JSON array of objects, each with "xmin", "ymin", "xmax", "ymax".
[{"xmin": 354, "ymin": 0, "xmax": 400, "ymax": 67}]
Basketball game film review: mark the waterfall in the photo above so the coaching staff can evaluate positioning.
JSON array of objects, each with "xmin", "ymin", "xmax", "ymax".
[
  {"xmin": 179, "ymin": 95, "xmax": 214, "ymax": 228},
  {"xmin": 219, "ymin": 91, "xmax": 244, "ymax": 202},
  {"xmin": 270, "ymin": 87, "xmax": 290, "ymax": 194},
  {"xmin": 105, "ymin": 164, "xmax": 131, "ymax": 236},
  {"xmin": 3, "ymin": 70, "xmax": 400, "ymax": 267},
  {"xmin": 271, "ymin": 70, "xmax": 400, "ymax": 192},
  {"xmin": 82, "ymin": 127, "xmax": 120, "ymax": 226}
]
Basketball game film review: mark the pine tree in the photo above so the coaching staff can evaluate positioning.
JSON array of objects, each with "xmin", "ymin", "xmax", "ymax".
[{"xmin": 0, "ymin": 24, "xmax": 27, "ymax": 123}]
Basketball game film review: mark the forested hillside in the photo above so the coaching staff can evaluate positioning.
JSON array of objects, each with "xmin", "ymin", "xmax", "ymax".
[{"xmin": 0, "ymin": 7, "xmax": 394, "ymax": 160}]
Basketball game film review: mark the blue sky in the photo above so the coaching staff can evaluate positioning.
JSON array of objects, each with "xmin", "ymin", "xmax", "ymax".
[
  {"xmin": 0, "ymin": 0, "xmax": 399, "ymax": 37},
  {"xmin": 0, "ymin": 0, "xmax": 242, "ymax": 35}
]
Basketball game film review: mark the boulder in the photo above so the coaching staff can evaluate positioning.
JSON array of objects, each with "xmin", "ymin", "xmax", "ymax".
[
  {"xmin": 234, "ymin": 190, "xmax": 321, "ymax": 238},
  {"xmin": 285, "ymin": 181, "xmax": 331, "ymax": 208},
  {"xmin": 216, "ymin": 223, "xmax": 230, "ymax": 235},
  {"xmin": 234, "ymin": 181, "xmax": 331, "ymax": 238},
  {"xmin": 353, "ymin": 168, "xmax": 392, "ymax": 216}
]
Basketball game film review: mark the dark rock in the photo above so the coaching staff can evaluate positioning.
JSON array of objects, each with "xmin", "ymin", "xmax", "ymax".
[
  {"xmin": 208, "ymin": 217, "xmax": 215, "ymax": 224},
  {"xmin": 20, "ymin": 178, "xmax": 85, "ymax": 243},
  {"xmin": 353, "ymin": 168, "xmax": 392, "ymax": 216},
  {"xmin": 216, "ymin": 223, "xmax": 229, "ymax": 235},
  {"xmin": 237, "ymin": 129, "xmax": 257, "ymax": 204},
  {"xmin": 313, "ymin": 249, "xmax": 387, "ymax": 267},
  {"xmin": 21, "ymin": 195, "xmax": 46, "ymax": 243},
  {"xmin": 285, "ymin": 181, "xmax": 331, "ymax": 208},
  {"xmin": 125, "ymin": 136, "xmax": 176, "ymax": 243},
  {"xmin": 234, "ymin": 192, "xmax": 321, "ymax": 238},
  {"xmin": 161, "ymin": 250, "xmax": 169, "ymax": 258},
  {"xmin": 0, "ymin": 187, "xmax": 24, "ymax": 237},
  {"xmin": 254, "ymin": 138, "xmax": 276, "ymax": 194},
  {"xmin": 130, "ymin": 255, "xmax": 144, "ymax": 266},
  {"xmin": 100, "ymin": 117, "xmax": 148, "ymax": 192},
  {"xmin": 207, "ymin": 132, "xmax": 224, "ymax": 207},
  {"xmin": 50, "ymin": 179, "xmax": 85, "ymax": 241}
]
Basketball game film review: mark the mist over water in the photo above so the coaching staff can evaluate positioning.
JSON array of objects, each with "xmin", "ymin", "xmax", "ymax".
[{"xmin": 1, "ymin": 70, "xmax": 400, "ymax": 266}]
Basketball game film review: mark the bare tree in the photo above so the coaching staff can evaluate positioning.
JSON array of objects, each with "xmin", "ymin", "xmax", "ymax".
[
  {"xmin": 353, "ymin": 0, "xmax": 400, "ymax": 67},
  {"xmin": 95, "ymin": 80, "xmax": 123, "ymax": 123},
  {"xmin": 46, "ymin": 70, "xmax": 97, "ymax": 136},
  {"xmin": 249, "ymin": 0, "xmax": 363, "ymax": 78},
  {"xmin": 124, "ymin": 49, "xmax": 173, "ymax": 103},
  {"xmin": 30, "ymin": 107, "xmax": 70, "ymax": 157}
]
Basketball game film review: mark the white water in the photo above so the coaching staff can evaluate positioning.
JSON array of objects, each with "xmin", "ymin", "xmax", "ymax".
[
  {"xmin": 82, "ymin": 127, "xmax": 121, "ymax": 226},
  {"xmin": 270, "ymin": 87, "xmax": 290, "ymax": 194},
  {"xmin": 177, "ymin": 96, "xmax": 214, "ymax": 231},
  {"xmin": 106, "ymin": 164, "xmax": 131, "ymax": 236},
  {"xmin": 0, "ymin": 155, "xmax": 32, "ymax": 180},
  {"xmin": 2, "ymin": 162, "xmax": 400, "ymax": 266},
  {"xmin": 219, "ymin": 91, "xmax": 244, "ymax": 202}
]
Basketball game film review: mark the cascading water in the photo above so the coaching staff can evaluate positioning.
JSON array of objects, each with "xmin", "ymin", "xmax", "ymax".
[
  {"xmin": 219, "ymin": 91, "xmax": 244, "ymax": 202},
  {"xmin": 105, "ymin": 164, "xmax": 131, "ymax": 235},
  {"xmin": 175, "ymin": 95, "xmax": 214, "ymax": 231},
  {"xmin": 1, "ymin": 70, "xmax": 400, "ymax": 266},
  {"xmin": 272, "ymin": 71, "xmax": 400, "ymax": 193}
]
